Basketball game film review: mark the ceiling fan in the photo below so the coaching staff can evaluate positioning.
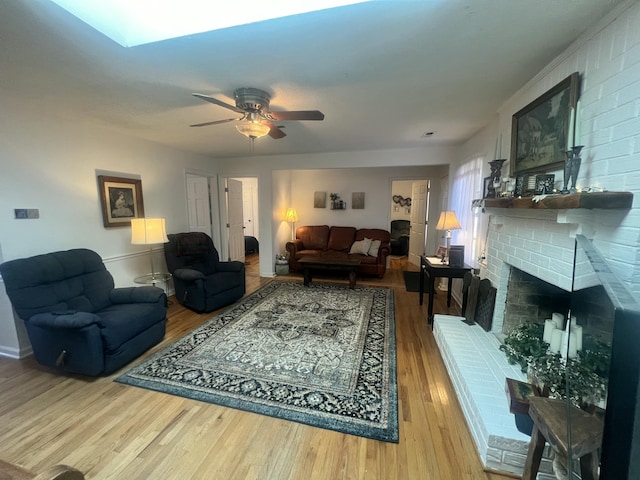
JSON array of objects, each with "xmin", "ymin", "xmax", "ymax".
[{"xmin": 190, "ymin": 87, "xmax": 325, "ymax": 140}]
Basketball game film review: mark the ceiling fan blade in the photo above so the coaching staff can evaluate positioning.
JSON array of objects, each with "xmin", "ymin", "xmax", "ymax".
[
  {"xmin": 192, "ymin": 93, "xmax": 245, "ymax": 114},
  {"xmin": 265, "ymin": 121, "xmax": 287, "ymax": 139},
  {"xmin": 267, "ymin": 110, "xmax": 325, "ymax": 121},
  {"xmin": 190, "ymin": 117, "xmax": 240, "ymax": 127}
]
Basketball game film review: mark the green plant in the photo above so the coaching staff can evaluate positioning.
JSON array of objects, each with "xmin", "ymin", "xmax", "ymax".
[
  {"xmin": 500, "ymin": 323, "xmax": 611, "ymax": 408},
  {"xmin": 499, "ymin": 322, "xmax": 548, "ymax": 372}
]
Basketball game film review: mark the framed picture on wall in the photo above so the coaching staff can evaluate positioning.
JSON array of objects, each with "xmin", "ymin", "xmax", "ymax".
[
  {"xmin": 510, "ymin": 72, "xmax": 579, "ymax": 176},
  {"xmin": 98, "ymin": 175, "xmax": 145, "ymax": 228},
  {"xmin": 314, "ymin": 191, "xmax": 327, "ymax": 208},
  {"xmin": 483, "ymin": 176, "xmax": 492, "ymax": 198},
  {"xmin": 352, "ymin": 192, "xmax": 365, "ymax": 209}
]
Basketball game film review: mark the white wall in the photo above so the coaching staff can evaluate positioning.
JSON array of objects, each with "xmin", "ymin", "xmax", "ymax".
[
  {"xmin": 462, "ymin": 0, "xmax": 640, "ymax": 297},
  {"xmin": 391, "ymin": 180, "xmax": 414, "ymax": 221},
  {"xmin": 0, "ymin": 94, "xmax": 218, "ymax": 357},
  {"xmin": 219, "ymin": 148, "xmax": 454, "ymax": 274}
]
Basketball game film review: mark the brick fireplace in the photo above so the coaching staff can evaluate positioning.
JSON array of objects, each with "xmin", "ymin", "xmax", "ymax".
[{"xmin": 434, "ymin": 192, "xmax": 633, "ymax": 477}]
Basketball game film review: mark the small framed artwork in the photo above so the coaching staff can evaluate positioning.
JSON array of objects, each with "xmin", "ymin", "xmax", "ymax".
[
  {"xmin": 483, "ymin": 176, "xmax": 492, "ymax": 199},
  {"xmin": 314, "ymin": 191, "xmax": 327, "ymax": 208},
  {"xmin": 352, "ymin": 192, "xmax": 365, "ymax": 209},
  {"xmin": 510, "ymin": 72, "xmax": 579, "ymax": 176},
  {"xmin": 98, "ymin": 175, "xmax": 144, "ymax": 228},
  {"xmin": 535, "ymin": 174, "xmax": 555, "ymax": 194}
]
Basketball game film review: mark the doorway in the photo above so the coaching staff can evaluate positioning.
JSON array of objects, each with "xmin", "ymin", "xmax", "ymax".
[
  {"xmin": 185, "ymin": 173, "xmax": 258, "ymax": 263},
  {"xmin": 230, "ymin": 177, "xmax": 260, "ymax": 267},
  {"xmin": 390, "ymin": 179, "xmax": 429, "ymax": 267}
]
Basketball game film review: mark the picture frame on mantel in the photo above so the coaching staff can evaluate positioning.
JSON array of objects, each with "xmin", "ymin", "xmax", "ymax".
[
  {"xmin": 98, "ymin": 175, "xmax": 145, "ymax": 228},
  {"xmin": 510, "ymin": 72, "xmax": 579, "ymax": 176}
]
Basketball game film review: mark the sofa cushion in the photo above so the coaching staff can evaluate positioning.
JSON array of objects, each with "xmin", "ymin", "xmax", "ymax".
[
  {"xmin": 356, "ymin": 228, "xmax": 391, "ymax": 243},
  {"xmin": 350, "ymin": 253, "xmax": 377, "ymax": 265},
  {"xmin": 296, "ymin": 225, "xmax": 330, "ymax": 250},
  {"xmin": 349, "ymin": 238, "xmax": 372, "ymax": 255},
  {"xmin": 96, "ymin": 300, "xmax": 166, "ymax": 352},
  {"xmin": 328, "ymin": 226, "xmax": 357, "ymax": 252},
  {"xmin": 368, "ymin": 239, "xmax": 381, "ymax": 257},
  {"xmin": 295, "ymin": 249, "xmax": 325, "ymax": 259}
]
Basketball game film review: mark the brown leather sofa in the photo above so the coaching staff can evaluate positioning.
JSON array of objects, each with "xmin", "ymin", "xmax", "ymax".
[{"xmin": 285, "ymin": 225, "xmax": 391, "ymax": 278}]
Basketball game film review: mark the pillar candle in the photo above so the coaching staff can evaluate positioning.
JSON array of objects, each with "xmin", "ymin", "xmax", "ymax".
[
  {"xmin": 574, "ymin": 100, "xmax": 581, "ymax": 146},
  {"xmin": 567, "ymin": 332, "xmax": 578, "ymax": 359},
  {"xmin": 550, "ymin": 329, "xmax": 563, "ymax": 354},
  {"xmin": 552, "ymin": 312, "xmax": 564, "ymax": 329},
  {"xmin": 568, "ymin": 107, "xmax": 575, "ymax": 149},
  {"xmin": 543, "ymin": 319, "xmax": 556, "ymax": 344},
  {"xmin": 573, "ymin": 325, "xmax": 583, "ymax": 351},
  {"xmin": 560, "ymin": 331, "xmax": 568, "ymax": 358}
]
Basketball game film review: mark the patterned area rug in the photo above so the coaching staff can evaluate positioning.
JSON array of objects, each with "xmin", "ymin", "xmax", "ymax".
[{"xmin": 116, "ymin": 281, "xmax": 398, "ymax": 442}]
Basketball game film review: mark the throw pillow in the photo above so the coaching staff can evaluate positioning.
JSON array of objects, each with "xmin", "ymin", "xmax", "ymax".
[
  {"xmin": 368, "ymin": 239, "xmax": 381, "ymax": 257},
  {"xmin": 349, "ymin": 238, "xmax": 372, "ymax": 255}
]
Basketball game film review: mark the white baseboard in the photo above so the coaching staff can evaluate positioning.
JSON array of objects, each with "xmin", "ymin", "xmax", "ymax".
[{"xmin": 0, "ymin": 344, "xmax": 32, "ymax": 359}]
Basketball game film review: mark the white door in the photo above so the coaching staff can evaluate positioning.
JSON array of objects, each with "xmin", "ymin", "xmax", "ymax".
[
  {"xmin": 186, "ymin": 174, "xmax": 212, "ymax": 236},
  {"xmin": 226, "ymin": 178, "xmax": 245, "ymax": 262},
  {"xmin": 408, "ymin": 180, "xmax": 430, "ymax": 267},
  {"xmin": 242, "ymin": 180, "xmax": 256, "ymax": 238}
]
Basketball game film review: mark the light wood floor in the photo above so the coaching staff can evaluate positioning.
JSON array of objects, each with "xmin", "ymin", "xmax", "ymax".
[{"xmin": 0, "ymin": 255, "xmax": 516, "ymax": 480}]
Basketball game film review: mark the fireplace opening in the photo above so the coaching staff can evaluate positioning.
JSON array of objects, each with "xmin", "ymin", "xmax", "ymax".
[{"xmin": 502, "ymin": 265, "xmax": 615, "ymax": 346}]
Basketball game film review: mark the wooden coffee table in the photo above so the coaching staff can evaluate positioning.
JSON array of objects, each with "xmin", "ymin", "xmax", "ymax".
[{"xmin": 298, "ymin": 256, "xmax": 361, "ymax": 289}]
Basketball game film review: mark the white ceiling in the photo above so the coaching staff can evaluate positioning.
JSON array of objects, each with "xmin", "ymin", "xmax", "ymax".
[{"xmin": 0, "ymin": 0, "xmax": 627, "ymax": 158}]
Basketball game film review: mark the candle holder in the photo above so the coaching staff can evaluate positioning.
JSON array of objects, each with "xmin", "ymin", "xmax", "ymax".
[
  {"xmin": 561, "ymin": 146, "xmax": 583, "ymax": 194},
  {"xmin": 487, "ymin": 159, "xmax": 506, "ymax": 198}
]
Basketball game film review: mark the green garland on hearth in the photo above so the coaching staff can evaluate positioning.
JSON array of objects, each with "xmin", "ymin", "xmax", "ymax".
[
  {"xmin": 500, "ymin": 323, "xmax": 610, "ymax": 408},
  {"xmin": 499, "ymin": 323, "xmax": 548, "ymax": 372}
]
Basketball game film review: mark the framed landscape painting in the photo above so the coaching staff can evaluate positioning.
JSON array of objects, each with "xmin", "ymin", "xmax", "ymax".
[
  {"xmin": 98, "ymin": 175, "xmax": 145, "ymax": 228},
  {"xmin": 510, "ymin": 72, "xmax": 579, "ymax": 176}
]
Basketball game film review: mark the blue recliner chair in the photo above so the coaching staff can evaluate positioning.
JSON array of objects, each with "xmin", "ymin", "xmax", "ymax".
[
  {"xmin": 0, "ymin": 248, "xmax": 167, "ymax": 376},
  {"xmin": 164, "ymin": 232, "xmax": 245, "ymax": 313}
]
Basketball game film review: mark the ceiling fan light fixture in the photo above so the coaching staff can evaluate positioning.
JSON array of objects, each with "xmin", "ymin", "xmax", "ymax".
[{"xmin": 235, "ymin": 120, "xmax": 271, "ymax": 139}]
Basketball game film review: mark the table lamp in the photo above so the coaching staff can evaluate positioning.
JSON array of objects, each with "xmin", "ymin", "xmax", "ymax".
[
  {"xmin": 435, "ymin": 210, "xmax": 461, "ymax": 264},
  {"xmin": 131, "ymin": 217, "xmax": 169, "ymax": 280}
]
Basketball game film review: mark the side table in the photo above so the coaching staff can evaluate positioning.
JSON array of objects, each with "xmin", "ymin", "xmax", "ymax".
[
  {"xmin": 420, "ymin": 256, "xmax": 471, "ymax": 325},
  {"xmin": 134, "ymin": 273, "xmax": 172, "ymax": 287}
]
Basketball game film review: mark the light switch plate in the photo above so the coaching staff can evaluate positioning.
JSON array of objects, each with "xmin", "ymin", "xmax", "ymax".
[{"xmin": 15, "ymin": 209, "xmax": 40, "ymax": 219}]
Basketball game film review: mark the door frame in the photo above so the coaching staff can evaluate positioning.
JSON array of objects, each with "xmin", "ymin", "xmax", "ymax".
[
  {"xmin": 184, "ymin": 169, "xmax": 221, "ymax": 251},
  {"xmin": 217, "ymin": 175, "xmax": 261, "ymax": 263}
]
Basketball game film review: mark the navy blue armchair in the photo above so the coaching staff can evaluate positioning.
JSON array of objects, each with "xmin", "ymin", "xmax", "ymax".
[
  {"xmin": 0, "ymin": 248, "xmax": 167, "ymax": 376},
  {"xmin": 164, "ymin": 232, "xmax": 245, "ymax": 313}
]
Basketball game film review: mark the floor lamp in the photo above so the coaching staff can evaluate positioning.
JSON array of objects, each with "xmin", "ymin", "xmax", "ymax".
[
  {"xmin": 284, "ymin": 208, "xmax": 298, "ymax": 241},
  {"xmin": 435, "ymin": 210, "xmax": 461, "ymax": 264},
  {"xmin": 131, "ymin": 218, "xmax": 169, "ymax": 280}
]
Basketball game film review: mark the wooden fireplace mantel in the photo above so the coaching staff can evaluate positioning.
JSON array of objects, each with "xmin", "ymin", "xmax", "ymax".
[{"xmin": 478, "ymin": 191, "xmax": 633, "ymax": 210}]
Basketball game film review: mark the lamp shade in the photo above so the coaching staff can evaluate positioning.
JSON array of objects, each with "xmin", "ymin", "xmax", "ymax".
[
  {"xmin": 131, "ymin": 218, "xmax": 168, "ymax": 245},
  {"xmin": 435, "ymin": 210, "xmax": 461, "ymax": 231},
  {"xmin": 284, "ymin": 208, "xmax": 299, "ymax": 223},
  {"xmin": 235, "ymin": 120, "xmax": 271, "ymax": 139}
]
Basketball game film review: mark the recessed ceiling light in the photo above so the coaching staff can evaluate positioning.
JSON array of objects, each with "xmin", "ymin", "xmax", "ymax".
[{"xmin": 48, "ymin": 0, "xmax": 371, "ymax": 47}]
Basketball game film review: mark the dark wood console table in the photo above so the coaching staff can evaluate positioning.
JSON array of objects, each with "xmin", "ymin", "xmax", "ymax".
[{"xmin": 420, "ymin": 256, "xmax": 472, "ymax": 325}]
